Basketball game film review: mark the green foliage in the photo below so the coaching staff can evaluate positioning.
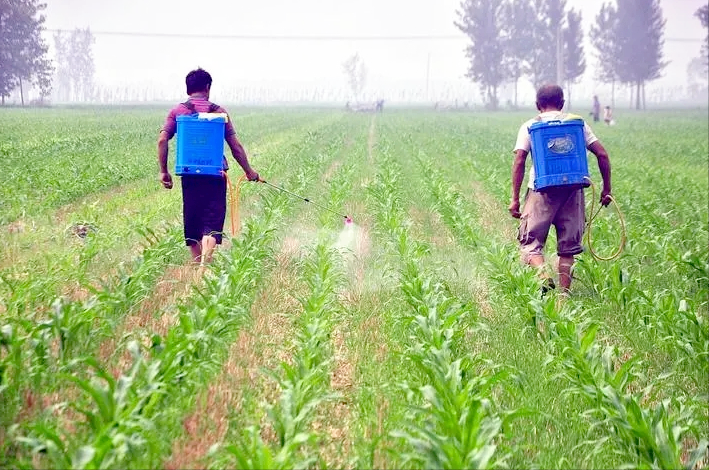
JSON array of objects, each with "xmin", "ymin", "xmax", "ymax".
[
  {"xmin": 0, "ymin": 0, "xmax": 53, "ymax": 100},
  {"xmin": 696, "ymin": 4, "xmax": 709, "ymax": 72},
  {"xmin": 500, "ymin": 0, "xmax": 534, "ymax": 105},
  {"xmin": 592, "ymin": 0, "xmax": 668, "ymax": 109},
  {"xmin": 368, "ymin": 159, "xmax": 526, "ymax": 469},
  {"xmin": 454, "ymin": 0, "xmax": 506, "ymax": 109},
  {"xmin": 52, "ymin": 29, "xmax": 95, "ymax": 102},
  {"xmin": 590, "ymin": 2, "xmax": 620, "ymax": 85},
  {"xmin": 564, "ymin": 8, "xmax": 586, "ymax": 87},
  {"xmin": 527, "ymin": 0, "xmax": 568, "ymax": 88},
  {"xmin": 1, "ymin": 109, "xmax": 707, "ymax": 469},
  {"xmin": 213, "ymin": 244, "xmax": 343, "ymax": 469}
]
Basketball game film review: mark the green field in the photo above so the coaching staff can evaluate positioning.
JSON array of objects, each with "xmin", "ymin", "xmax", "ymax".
[{"xmin": 1, "ymin": 107, "xmax": 707, "ymax": 469}]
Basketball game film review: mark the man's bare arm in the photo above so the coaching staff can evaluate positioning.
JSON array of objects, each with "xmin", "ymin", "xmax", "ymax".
[
  {"xmin": 511, "ymin": 150, "xmax": 528, "ymax": 200},
  {"xmin": 157, "ymin": 130, "xmax": 173, "ymax": 189},
  {"xmin": 587, "ymin": 140, "xmax": 612, "ymax": 204},
  {"xmin": 158, "ymin": 131, "xmax": 170, "ymax": 172},
  {"xmin": 226, "ymin": 134, "xmax": 258, "ymax": 180},
  {"xmin": 509, "ymin": 149, "xmax": 528, "ymax": 218}
]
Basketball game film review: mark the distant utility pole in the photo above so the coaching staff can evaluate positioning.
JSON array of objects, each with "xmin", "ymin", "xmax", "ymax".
[{"xmin": 425, "ymin": 52, "xmax": 431, "ymax": 101}]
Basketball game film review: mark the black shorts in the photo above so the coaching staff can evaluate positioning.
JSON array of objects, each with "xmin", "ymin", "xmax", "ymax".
[{"xmin": 181, "ymin": 175, "xmax": 227, "ymax": 246}]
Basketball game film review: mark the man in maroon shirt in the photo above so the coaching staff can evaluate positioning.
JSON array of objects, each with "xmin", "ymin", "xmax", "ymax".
[{"xmin": 158, "ymin": 68, "xmax": 259, "ymax": 265}]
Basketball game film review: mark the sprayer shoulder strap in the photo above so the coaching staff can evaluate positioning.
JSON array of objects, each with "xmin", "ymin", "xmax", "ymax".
[
  {"xmin": 182, "ymin": 100, "xmax": 221, "ymax": 113},
  {"xmin": 528, "ymin": 112, "xmax": 577, "ymax": 131}
]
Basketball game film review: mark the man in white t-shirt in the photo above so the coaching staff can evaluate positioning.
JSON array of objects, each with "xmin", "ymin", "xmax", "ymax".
[{"xmin": 509, "ymin": 84, "xmax": 613, "ymax": 294}]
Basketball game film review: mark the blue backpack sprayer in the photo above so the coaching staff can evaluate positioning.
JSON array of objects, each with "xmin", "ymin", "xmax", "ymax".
[{"xmin": 529, "ymin": 115, "xmax": 626, "ymax": 261}]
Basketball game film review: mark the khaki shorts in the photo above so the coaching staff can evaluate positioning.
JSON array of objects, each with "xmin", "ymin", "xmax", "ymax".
[{"xmin": 517, "ymin": 186, "xmax": 585, "ymax": 262}]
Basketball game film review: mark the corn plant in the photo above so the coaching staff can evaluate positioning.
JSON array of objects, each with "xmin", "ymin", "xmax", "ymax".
[
  {"xmin": 394, "ymin": 256, "xmax": 524, "ymax": 469},
  {"xmin": 548, "ymin": 316, "xmax": 708, "ymax": 469},
  {"xmin": 11, "ymin": 341, "xmax": 165, "ymax": 469},
  {"xmin": 213, "ymin": 243, "xmax": 343, "ymax": 469},
  {"xmin": 8, "ymin": 207, "xmax": 280, "ymax": 468},
  {"xmin": 417, "ymin": 158, "xmax": 479, "ymax": 248},
  {"xmin": 653, "ymin": 293, "xmax": 709, "ymax": 390},
  {"xmin": 0, "ymin": 227, "xmax": 183, "ymax": 451},
  {"xmin": 366, "ymin": 159, "xmax": 523, "ymax": 469}
]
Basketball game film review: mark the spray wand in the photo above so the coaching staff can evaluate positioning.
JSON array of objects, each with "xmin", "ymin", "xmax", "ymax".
[{"xmin": 258, "ymin": 179, "xmax": 353, "ymax": 224}]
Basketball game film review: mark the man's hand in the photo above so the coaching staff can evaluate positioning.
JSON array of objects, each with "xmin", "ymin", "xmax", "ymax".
[
  {"xmin": 509, "ymin": 199, "xmax": 521, "ymax": 218},
  {"xmin": 159, "ymin": 172, "xmax": 173, "ymax": 189},
  {"xmin": 246, "ymin": 169, "xmax": 260, "ymax": 182},
  {"xmin": 600, "ymin": 187, "xmax": 612, "ymax": 207}
]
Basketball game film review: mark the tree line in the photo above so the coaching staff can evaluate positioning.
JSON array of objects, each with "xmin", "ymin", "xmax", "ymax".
[
  {"xmin": 456, "ymin": 0, "xmax": 706, "ymax": 110},
  {"xmin": 0, "ymin": 0, "xmax": 94, "ymax": 105},
  {"xmin": 0, "ymin": 0, "xmax": 707, "ymax": 106}
]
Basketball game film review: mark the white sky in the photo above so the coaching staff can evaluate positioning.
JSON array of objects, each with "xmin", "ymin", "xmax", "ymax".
[{"xmin": 42, "ymin": 0, "xmax": 707, "ymax": 102}]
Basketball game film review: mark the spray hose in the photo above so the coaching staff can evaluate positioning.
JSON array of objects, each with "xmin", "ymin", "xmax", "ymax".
[
  {"xmin": 226, "ymin": 172, "xmax": 622, "ymax": 261},
  {"xmin": 584, "ymin": 178, "xmax": 627, "ymax": 261},
  {"xmin": 222, "ymin": 173, "xmax": 353, "ymax": 237},
  {"xmin": 223, "ymin": 172, "xmax": 247, "ymax": 237}
]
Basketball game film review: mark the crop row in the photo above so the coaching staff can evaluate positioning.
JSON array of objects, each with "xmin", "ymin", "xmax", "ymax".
[
  {"xmin": 2, "ymin": 117, "xmax": 349, "ymax": 468},
  {"xmin": 414, "ymin": 145, "xmax": 708, "ymax": 469},
  {"xmin": 366, "ymin": 151, "xmax": 524, "ymax": 469}
]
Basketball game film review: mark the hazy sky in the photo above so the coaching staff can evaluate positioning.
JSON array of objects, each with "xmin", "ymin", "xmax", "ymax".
[{"xmin": 43, "ymin": 0, "xmax": 707, "ymax": 101}]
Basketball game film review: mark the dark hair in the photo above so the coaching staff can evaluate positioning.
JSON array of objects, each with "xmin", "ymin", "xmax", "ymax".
[
  {"xmin": 186, "ymin": 68, "xmax": 212, "ymax": 95},
  {"xmin": 536, "ymin": 84, "xmax": 564, "ymax": 110}
]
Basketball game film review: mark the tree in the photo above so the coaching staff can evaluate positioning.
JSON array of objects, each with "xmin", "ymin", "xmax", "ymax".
[
  {"xmin": 563, "ymin": 8, "xmax": 585, "ymax": 109},
  {"xmin": 455, "ymin": 0, "xmax": 505, "ymax": 110},
  {"xmin": 527, "ymin": 0, "xmax": 567, "ymax": 89},
  {"xmin": 342, "ymin": 53, "xmax": 366, "ymax": 102},
  {"xmin": 501, "ymin": 0, "xmax": 534, "ymax": 108},
  {"xmin": 53, "ymin": 32, "xmax": 70, "ymax": 102},
  {"xmin": 696, "ymin": 4, "xmax": 708, "ymax": 73},
  {"xmin": 686, "ymin": 56, "xmax": 708, "ymax": 100},
  {"xmin": 590, "ymin": 2, "xmax": 620, "ymax": 107},
  {"xmin": 614, "ymin": 0, "xmax": 667, "ymax": 109},
  {"xmin": 0, "ymin": 0, "xmax": 53, "ymax": 105},
  {"xmin": 53, "ymin": 28, "xmax": 95, "ymax": 102}
]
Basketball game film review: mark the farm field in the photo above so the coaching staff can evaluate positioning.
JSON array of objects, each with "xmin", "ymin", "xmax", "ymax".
[{"xmin": 0, "ymin": 106, "xmax": 707, "ymax": 469}]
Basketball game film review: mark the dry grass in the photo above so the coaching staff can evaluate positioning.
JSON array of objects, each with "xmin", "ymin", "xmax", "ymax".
[
  {"xmin": 0, "ymin": 179, "xmax": 157, "ymax": 271},
  {"xmin": 320, "ymin": 326, "xmax": 357, "ymax": 467},
  {"xmin": 469, "ymin": 180, "xmax": 515, "ymax": 240},
  {"xmin": 162, "ymin": 350, "xmax": 245, "ymax": 470},
  {"xmin": 163, "ymin": 235, "xmax": 303, "ymax": 468},
  {"xmin": 97, "ymin": 264, "xmax": 202, "ymax": 372},
  {"xmin": 330, "ymin": 327, "xmax": 355, "ymax": 392}
]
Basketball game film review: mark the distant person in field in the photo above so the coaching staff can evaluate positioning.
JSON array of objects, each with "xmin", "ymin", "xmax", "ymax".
[
  {"xmin": 591, "ymin": 95, "xmax": 601, "ymax": 122},
  {"xmin": 509, "ymin": 84, "xmax": 613, "ymax": 294},
  {"xmin": 603, "ymin": 105, "xmax": 614, "ymax": 125},
  {"xmin": 157, "ymin": 68, "xmax": 259, "ymax": 265}
]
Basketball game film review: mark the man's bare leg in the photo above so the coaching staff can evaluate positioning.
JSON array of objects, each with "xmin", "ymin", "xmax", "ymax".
[
  {"xmin": 189, "ymin": 242, "xmax": 201, "ymax": 264},
  {"xmin": 526, "ymin": 253, "xmax": 555, "ymax": 292},
  {"xmin": 527, "ymin": 254, "xmax": 545, "ymax": 270},
  {"xmin": 200, "ymin": 235, "xmax": 217, "ymax": 265},
  {"xmin": 558, "ymin": 255, "xmax": 574, "ymax": 293}
]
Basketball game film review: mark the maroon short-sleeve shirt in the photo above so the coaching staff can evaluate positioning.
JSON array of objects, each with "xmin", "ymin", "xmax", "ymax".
[{"xmin": 161, "ymin": 96, "xmax": 236, "ymax": 140}]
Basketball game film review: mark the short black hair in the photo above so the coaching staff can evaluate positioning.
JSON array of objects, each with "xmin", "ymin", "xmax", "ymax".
[
  {"xmin": 186, "ymin": 68, "xmax": 212, "ymax": 95},
  {"xmin": 536, "ymin": 84, "xmax": 565, "ymax": 110}
]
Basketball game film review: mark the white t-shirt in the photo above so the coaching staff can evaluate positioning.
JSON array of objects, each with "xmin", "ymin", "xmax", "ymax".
[{"xmin": 514, "ymin": 111, "xmax": 599, "ymax": 189}]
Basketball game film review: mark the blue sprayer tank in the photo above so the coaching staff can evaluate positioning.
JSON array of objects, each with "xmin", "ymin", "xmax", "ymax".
[
  {"xmin": 175, "ymin": 113, "xmax": 227, "ymax": 176},
  {"xmin": 529, "ymin": 115, "xmax": 590, "ymax": 190}
]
